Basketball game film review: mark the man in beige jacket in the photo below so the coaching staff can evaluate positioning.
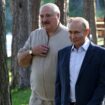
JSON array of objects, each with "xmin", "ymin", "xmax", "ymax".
[{"xmin": 17, "ymin": 3, "xmax": 71, "ymax": 105}]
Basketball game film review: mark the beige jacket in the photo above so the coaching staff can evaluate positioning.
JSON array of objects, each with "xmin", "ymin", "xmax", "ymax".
[{"xmin": 18, "ymin": 24, "xmax": 71, "ymax": 100}]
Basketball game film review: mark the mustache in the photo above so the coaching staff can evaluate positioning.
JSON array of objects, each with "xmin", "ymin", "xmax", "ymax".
[{"xmin": 42, "ymin": 21, "xmax": 50, "ymax": 25}]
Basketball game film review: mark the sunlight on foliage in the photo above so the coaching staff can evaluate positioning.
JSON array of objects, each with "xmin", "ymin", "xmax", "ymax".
[{"xmin": 12, "ymin": 88, "xmax": 31, "ymax": 105}]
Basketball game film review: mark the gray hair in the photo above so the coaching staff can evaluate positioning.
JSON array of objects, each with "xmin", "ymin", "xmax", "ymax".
[
  {"xmin": 39, "ymin": 3, "xmax": 60, "ymax": 15},
  {"xmin": 68, "ymin": 17, "xmax": 90, "ymax": 30}
]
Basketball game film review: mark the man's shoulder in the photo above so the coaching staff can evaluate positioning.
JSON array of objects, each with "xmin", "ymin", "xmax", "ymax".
[
  {"xmin": 90, "ymin": 43, "xmax": 105, "ymax": 54},
  {"xmin": 29, "ymin": 28, "xmax": 45, "ymax": 37},
  {"xmin": 60, "ymin": 24, "xmax": 68, "ymax": 31},
  {"xmin": 31, "ymin": 28, "xmax": 45, "ymax": 34},
  {"xmin": 59, "ymin": 46, "xmax": 71, "ymax": 54}
]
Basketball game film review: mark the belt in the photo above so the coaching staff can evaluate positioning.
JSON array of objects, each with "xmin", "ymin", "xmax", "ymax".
[{"xmin": 70, "ymin": 102, "xmax": 76, "ymax": 105}]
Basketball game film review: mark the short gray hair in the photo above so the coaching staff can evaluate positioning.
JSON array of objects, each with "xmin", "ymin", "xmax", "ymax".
[
  {"xmin": 68, "ymin": 17, "xmax": 90, "ymax": 30},
  {"xmin": 39, "ymin": 3, "xmax": 60, "ymax": 14}
]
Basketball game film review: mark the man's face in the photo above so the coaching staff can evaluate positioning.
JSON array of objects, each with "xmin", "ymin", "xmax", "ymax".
[
  {"xmin": 69, "ymin": 22, "xmax": 87, "ymax": 48},
  {"xmin": 39, "ymin": 6, "xmax": 59, "ymax": 31}
]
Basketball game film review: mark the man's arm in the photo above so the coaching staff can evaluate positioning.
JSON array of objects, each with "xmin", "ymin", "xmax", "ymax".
[
  {"xmin": 87, "ymin": 49, "xmax": 105, "ymax": 105},
  {"xmin": 17, "ymin": 44, "xmax": 49, "ymax": 68},
  {"xmin": 17, "ymin": 50, "xmax": 33, "ymax": 68}
]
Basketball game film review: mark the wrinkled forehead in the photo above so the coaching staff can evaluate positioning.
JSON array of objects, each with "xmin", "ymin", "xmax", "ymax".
[
  {"xmin": 39, "ymin": 6, "xmax": 54, "ymax": 15},
  {"xmin": 69, "ymin": 21, "xmax": 83, "ymax": 30}
]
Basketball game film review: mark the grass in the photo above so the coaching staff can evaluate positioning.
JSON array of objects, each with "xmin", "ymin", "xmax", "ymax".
[
  {"xmin": 7, "ymin": 58, "xmax": 31, "ymax": 105},
  {"xmin": 11, "ymin": 88, "xmax": 31, "ymax": 105}
]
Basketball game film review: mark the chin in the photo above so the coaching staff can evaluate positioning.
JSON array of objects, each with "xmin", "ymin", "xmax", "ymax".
[{"xmin": 46, "ymin": 27, "xmax": 51, "ymax": 31}]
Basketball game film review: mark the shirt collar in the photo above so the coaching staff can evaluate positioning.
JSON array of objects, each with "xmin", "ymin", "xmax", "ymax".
[{"xmin": 71, "ymin": 37, "xmax": 90, "ymax": 51}]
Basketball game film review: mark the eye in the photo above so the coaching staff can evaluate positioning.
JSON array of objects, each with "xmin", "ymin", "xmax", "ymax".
[
  {"xmin": 46, "ymin": 14, "xmax": 52, "ymax": 18},
  {"xmin": 74, "ymin": 31, "xmax": 81, "ymax": 34},
  {"xmin": 40, "ymin": 14, "xmax": 53, "ymax": 18},
  {"xmin": 69, "ymin": 31, "xmax": 81, "ymax": 34},
  {"xmin": 69, "ymin": 31, "xmax": 72, "ymax": 34},
  {"xmin": 40, "ymin": 15, "xmax": 44, "ymax": 18}
]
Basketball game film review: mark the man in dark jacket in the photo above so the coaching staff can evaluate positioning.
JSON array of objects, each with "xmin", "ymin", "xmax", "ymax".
[{"xmin": 55, "ymin": 17, "xmax": 105, "ymax": 105}]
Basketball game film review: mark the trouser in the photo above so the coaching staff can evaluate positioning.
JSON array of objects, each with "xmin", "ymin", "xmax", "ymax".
[
  {"xmin": 29, "ymin": 91, "xmax": 54, "ymax": 105},
  {"xmin": 69, "ymin": 102, "xmax": 76, "ymax": 105}
]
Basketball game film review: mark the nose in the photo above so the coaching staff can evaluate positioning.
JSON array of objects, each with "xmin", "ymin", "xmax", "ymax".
[
  {"xmin": 70, "ymin": 34, "xmax": 75, "ymax": 40},
  {"xmin": 69, "ymin": 32, "xmax": 76, "ymax": 38},
  {"xmin": 41, "ymin": 16, "xmax": 47, "ymax": 22}
]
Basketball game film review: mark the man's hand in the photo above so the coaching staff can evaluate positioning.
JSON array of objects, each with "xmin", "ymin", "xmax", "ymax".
[{"xmin": 32, "ymin": 45, "xmax": 49, "ymax": 57}]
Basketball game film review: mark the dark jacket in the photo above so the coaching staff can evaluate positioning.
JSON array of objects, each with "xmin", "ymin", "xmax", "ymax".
[{"xmin": 55, "ymin": 43, "xmax": 105, "ymax": 105}]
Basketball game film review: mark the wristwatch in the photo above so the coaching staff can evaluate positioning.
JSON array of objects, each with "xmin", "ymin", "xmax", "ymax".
[{"xmin": 28, "ymin": 49, "xmax": 33, "ymax": 56}]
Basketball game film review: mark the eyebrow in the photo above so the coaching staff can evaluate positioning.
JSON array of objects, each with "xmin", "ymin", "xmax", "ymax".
[
  {"xmin": 40, "ymin": 13, "xmax": 54, "ymax": 17},
  {"xmin": 69, "ymin": 30, "xmax": 81, "ymax": 33}
]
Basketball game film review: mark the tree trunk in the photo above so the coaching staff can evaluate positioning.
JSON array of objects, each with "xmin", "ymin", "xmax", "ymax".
[
  {"xmin": 11, "ymin": 0, "xmax": 41, "ymax": 88},
  {"xmin": 83, "ymin": 0, "xmax": 97, "ymax": 44},
  {"xmin": 11, "ymin": 0, "xmax": 30, "ymax": 88},
  {"xmin": 55, "ymin": 0, "xmax": 65, "ymax": 24},
  {"xmin": 28, "ymin": 0, "xmax": 41, "ymax": 33},
  {"xmin": 0, "ymin": 0, "xmax": 11, "ymax": 104}
]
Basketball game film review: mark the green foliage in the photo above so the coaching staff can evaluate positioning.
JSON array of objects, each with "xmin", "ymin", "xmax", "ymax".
[
  {"xmin": 5, "ymin": 0, "xmax": 12, "ymax": 33},
  {"xmin": 44, "ymin": 0, "xmax": 54, "ymax": 3},
  {"xmin": 96, "ymin": 0, "xmax": 105, "ymax": 17},
  {"xmin": 7, "ymin": 57, "xmax": 11, "ymax": 70},
  {"xmin": 7, "ymin": 57, "xmax": 12, "ymax": 82},
  {"xmin": 6, "ymin": 0, "xmax": 105, "ymax": 34},
  {"xmin": 96, "ymin": 9, "xmax": 105, "ymax": 18},
  {"xmin": 11, "ymin": 88, "xmax": 31, "ymax": 105},
  {"xmin": 69, "ymin": 0, "xmax": 83, "ymax": 17},
  {"xmin": 68, "ymin": 0, "xmax": 105, "ymax": 17},
  {"xmin": 8, "ymin": 58, "xmax": 31, "ymax": 105},
  {"xmin": 41, "ymin": 0, "xmax": 54, "ymax": 4}
]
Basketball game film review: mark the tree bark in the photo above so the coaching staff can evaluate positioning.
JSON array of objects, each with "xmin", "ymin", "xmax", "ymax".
[
  {"xmin": 11, "ymin": 0, "xmax": 41, "ymax": 88},
  {"xmin": 55, "ymin": 0, "xmax": 66, "ymax": 24},
  {"xmin": 28, "ymin": 0, "xmax": 41, "ymax": 33},
  {"xmin": 11, "ymin": 0, "xmax": 30, "ymax": 88},
  {"xmin": 0, "ymin": 0, "xmax": 11, "ymax": 104},
  {"xmin": 83, "ymin": 0, "xmax": 97, "ymax": 44}
]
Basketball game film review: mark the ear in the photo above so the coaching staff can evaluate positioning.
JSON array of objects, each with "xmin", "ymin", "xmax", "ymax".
[
  {"xmin": 57, "ymin": 13, "xmax": 60, "ymax": 19},
  {"xmin": 84, "ymin": 28, "xmax": 90, "ymax": 36}
]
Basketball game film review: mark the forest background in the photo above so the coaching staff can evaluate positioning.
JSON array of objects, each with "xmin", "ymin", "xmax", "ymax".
[{"xmin": 0, "ymin": 0, "xmax": 105, "ymax": 105}]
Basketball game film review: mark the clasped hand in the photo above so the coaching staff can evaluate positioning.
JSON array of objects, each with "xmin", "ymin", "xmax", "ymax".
[{"xmin": 32, "ymin": 45, "xmax": 49, "ymax": 57}]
